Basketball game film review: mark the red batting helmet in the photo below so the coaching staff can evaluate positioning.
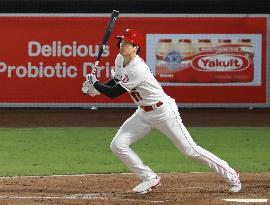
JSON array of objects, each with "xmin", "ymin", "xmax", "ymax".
[{"xmin": 116, "ymin": 29, "xmax": 143, "ymax": 47}]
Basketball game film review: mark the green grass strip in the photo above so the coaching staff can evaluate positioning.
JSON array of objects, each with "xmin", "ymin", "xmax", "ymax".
[{"xmin": 0, "ymin": 127, "xmax": 269, "ymax": 176}]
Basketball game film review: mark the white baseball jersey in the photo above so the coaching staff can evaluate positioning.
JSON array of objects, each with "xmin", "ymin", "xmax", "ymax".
[{"xmin": 114, "ymin": 54, "xmax": 166, "ymax": 106}]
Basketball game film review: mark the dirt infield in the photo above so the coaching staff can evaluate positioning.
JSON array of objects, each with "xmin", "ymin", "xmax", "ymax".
[
  {"xmin": 0, "ymin": 108, "xmax": 269, "ymax": 204},
  {"xmin": 0, "ymin": 173, "xmax": 269, "ymax": 205}
]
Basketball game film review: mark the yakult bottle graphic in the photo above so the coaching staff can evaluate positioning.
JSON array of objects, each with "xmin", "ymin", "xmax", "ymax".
[
  {"xmin": 156, "ymin": 39, "xmax": 184, "ymax": 78},
  {"xmin": 177, "ymin": 39, "xmax": 194, "ymax": 59},
  {"xmin": 237, "ymin": 39, "xmax": 254, "ymax": 60},
  {"xmin": 156, "ymin": 39, "xmax": 174, "ymax": 75},
  {"xmin": 155, "ymin": 37, "xmax": 254, "ymax": 83},
  {"xmin": 156, "ymin": 39, "xmax": 173, "ymax": 61}
]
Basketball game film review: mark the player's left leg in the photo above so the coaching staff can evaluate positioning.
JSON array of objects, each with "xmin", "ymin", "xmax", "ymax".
[{"xmin": 154, "ymin": 102, "xmax": 241, "ymax": 192}]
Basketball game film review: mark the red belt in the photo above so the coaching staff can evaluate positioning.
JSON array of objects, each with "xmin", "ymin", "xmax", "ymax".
[{"xmin": 140, "ymin": 101, "xmax": 163, "ymax": 112}]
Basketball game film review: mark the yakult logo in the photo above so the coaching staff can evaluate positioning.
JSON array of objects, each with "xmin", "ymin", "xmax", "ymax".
[{"xmin": 192, "ymin": 54, "xmax": 249, "ymax": 71}]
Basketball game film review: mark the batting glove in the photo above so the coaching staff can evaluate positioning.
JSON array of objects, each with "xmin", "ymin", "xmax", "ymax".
[
  {"xmin": 81, "ymin": 81, "xmax": 100, "ymax": 96},
  {"xmin": 82, "ymin": 81, "xmax": 91, "ymax": 95},
  {"xmin": 86, "ymin": 73, "xmax": 98, "ymax": 85}
]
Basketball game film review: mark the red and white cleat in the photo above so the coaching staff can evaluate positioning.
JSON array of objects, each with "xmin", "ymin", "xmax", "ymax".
[{"xmin": 132, "ymin": 176, "xmax": 161, "ymax": 194}]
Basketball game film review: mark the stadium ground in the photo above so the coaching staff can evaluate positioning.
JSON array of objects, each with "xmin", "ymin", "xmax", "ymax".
[{"xmin": 0, "ymin": 108, "xmax": 269, "ymax": 205}]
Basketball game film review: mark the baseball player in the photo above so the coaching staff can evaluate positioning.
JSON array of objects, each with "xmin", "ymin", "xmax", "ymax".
[{"xmin": 82, "ymin": 29, "xmax": 241, "ymax": 194}]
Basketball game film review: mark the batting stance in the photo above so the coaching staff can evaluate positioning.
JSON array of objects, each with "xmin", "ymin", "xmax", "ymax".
[{"xmin": 82, "ymin": 29, "xmax": 241, "ymax": 194}]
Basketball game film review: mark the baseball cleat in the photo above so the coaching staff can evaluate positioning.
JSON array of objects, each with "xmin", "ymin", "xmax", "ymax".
[
  {"xmin": 132, "ymin": 176, "xmax": 161, "ymax": 194},
  {"xmin": 229, "ymin": 170, "xmax": 241, "ymax": 193}
]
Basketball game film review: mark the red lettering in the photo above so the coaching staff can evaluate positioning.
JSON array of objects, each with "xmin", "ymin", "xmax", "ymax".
[
  {"xmin": 130, "ymin": 89, "xmax": 142, "ymax": 102},
  {"xmin": 202, "ymin": 58, "xmax": 242, "ymax": 68},
  {"xmin": 192, "ymin": 53, "xmax": 249, "ymax": 71},
  {"xmin": 201, "ymin": 59, "xmax": 209, "ymax": 66}
]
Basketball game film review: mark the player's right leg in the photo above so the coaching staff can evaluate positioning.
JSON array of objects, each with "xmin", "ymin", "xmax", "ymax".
[
  {"xmin": 110, "ymin": 111, "xmax": 160, "ymax": 193},
  {"xmin": 154, "ymin": 100, "xmax": 241, "ymax": 192}
]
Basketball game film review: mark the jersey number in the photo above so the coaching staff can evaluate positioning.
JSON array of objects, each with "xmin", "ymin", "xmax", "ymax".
[{"xmin": 130, "ymin": 89, "xmax": 142, "ymax": 102}]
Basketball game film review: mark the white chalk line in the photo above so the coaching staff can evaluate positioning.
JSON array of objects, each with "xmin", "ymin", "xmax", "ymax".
[
  {"xmin": 223, "ymin": 198, "xmax": 268, "ymax": 203},
  {"xmin": 1, "ymin": 195, "xmax": 269, "ymax": 204},
  {"xmin": 0, "ymin": 193, "xmax": 168, "ymax": 203}
]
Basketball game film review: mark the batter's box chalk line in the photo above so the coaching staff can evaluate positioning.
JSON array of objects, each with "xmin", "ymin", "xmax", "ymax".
[
  {"xmin": 0, "ymin": 193, "xmax": 169, "ymax": 203},
  {"xmin": 223, "ymin": 198, "xmax": 268, "ymax": 203}
]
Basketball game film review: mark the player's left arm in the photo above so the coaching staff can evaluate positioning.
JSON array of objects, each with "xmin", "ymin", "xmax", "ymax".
[
  {"xmin": 104, "ymin": 77, "xmax": 119, "ymax": 87},
  {"xmin": 94, "ymin": 81, "xmax": 127, "ymax": 98}
]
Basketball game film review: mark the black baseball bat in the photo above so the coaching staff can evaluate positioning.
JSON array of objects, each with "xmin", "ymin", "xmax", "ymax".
[{"xmin": 92, "ymin": 10, "xmax": 119, "ymax": 74}]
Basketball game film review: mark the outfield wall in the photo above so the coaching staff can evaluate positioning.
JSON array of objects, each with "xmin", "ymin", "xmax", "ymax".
[{"xmin": 0, "ymin": 14, "xmax": 268, "ymax": 108}]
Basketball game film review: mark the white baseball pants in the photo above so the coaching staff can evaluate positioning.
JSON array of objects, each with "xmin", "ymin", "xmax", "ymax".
[{"xmin": 110, "ymin": 97, "xmax": 236, "ymax": 182}]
